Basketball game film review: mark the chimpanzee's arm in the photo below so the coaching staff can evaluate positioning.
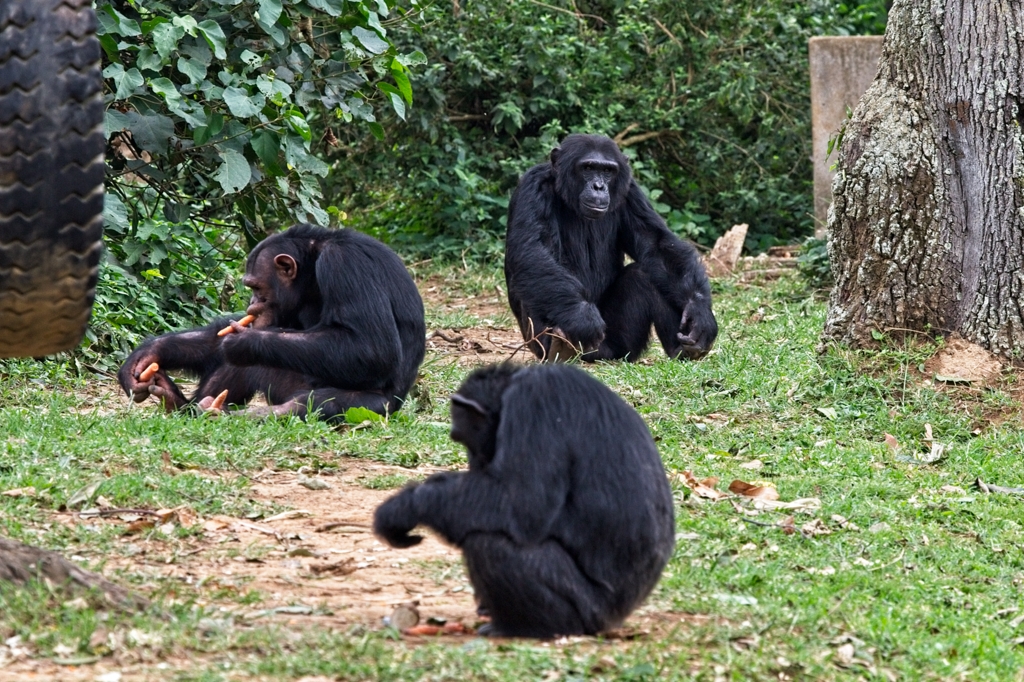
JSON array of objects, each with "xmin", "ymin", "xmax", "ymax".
[
  {"xmin": 117, "ymin": 320, "xmax": 233, "ymax": 400},
  {"xmin": 376, "ymin": 454, "xmax": 569, "ymax": 549},
  {"xmin": 221, "ymin": 242, "xmax": 403, "ymax": 390},
  {"xmin": 375, "ymin": 381, "xmax": 572, "ymax": 548},
  {"xmin": 373, "ymin": 472, "xmax": 517, "ymax": 548},
  {"xmin": 620, "ymin": 183, "xmax": 718, "ymax": 356},
  {"xmin": 505, "ymin": 167, "xmax": 606, "ymax": 346}
]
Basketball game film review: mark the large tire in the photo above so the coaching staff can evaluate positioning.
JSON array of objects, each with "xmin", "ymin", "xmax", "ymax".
[{"xmin": 0, "ymin": 0, "xmax": 104, "ymax": 359}]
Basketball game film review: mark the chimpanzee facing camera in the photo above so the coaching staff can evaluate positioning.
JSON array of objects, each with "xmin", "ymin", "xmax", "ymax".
[
  {"xmin": 505, "ymin": 133, "xmax": 718, "ymax": 362},
  {"xmin": 373, "ymin": 363, "xmax": 676, "ymax": 638}
]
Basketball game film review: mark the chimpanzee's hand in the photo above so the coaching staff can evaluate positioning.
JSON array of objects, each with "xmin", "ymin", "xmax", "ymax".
[
  {"xmin": 224, "ymin": 318, "xmax": 251, "ymax": 335},
  {"xmin": 673, "ymin": 296, "xmax": 718, "ymax": 360},
  {"xmin": 221, "ymin": 328, "xmax": 261, "ymax": 366},
  {"xmin": 559, "ymin": 301, "xmax": 606, "ymax": 350},
  {"xmin": 373, "ymin": 486, "xmax": 423, "ymax": 548},
  {"xmin": 147, "ymin": 373, "xmax": 188, "ymax": 412},
  {"xmin": 118, "ymin": 351, "xmax": 161, "ymax": 402}
]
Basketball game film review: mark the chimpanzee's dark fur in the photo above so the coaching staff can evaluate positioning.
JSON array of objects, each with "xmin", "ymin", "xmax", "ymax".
[
  {"xmin": 505, "ymin": 133, "xmax": 717, "ymax": 361},
  {"xmin": 118, "ymin": 224, "xmax": 425, "ymax": 420},
  {"xmin": 373, "ymin": 363, "xmax": 676, "ymax": 638}
]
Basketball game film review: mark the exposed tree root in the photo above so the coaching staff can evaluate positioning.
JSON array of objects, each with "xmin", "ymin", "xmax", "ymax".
[{"xmin": 0, "ymin": 536, "xmax": 149, "ymax": 611}]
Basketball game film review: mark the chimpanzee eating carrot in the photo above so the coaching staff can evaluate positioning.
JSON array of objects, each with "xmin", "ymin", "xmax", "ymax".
[{"xmin": 118, "ymin": 224, "xmax": 426, "ymax": 421}]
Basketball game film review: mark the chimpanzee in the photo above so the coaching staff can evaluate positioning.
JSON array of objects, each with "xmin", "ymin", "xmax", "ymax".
[
  {"xmin": 118, "ymin": 223, "xmax": 426, "ymax": 421},
  {"xmin": 373, "ymin": 363, "xmax": 676, "ymax": 638},
  {"xmin": 504, "ymin": 133, "xmax": 718, "ymax": 361}
]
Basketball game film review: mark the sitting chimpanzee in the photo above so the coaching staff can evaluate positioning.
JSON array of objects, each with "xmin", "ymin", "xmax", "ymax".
[
  {"xmin": 118, "ymin": 223, "xmax": 426, "ymax": 421},
  {"xmin": 373, "ymin": 363, "xmax": 676, "ymax": 638},
  {"xmin": 505, "ymin": 133, "xmax": 718, "ymax": 361}
]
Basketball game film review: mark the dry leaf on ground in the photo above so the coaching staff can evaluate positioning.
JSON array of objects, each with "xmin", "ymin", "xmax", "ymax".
[
  {"xmin": 831, "ymin": 514, "xmax": 860, "ymax": 531},
  {"xmin": 263, "ymin": 509, "xmax": 313, "ymax": 523},
  {"xmin": 309, "ymin": 558, "xmax": 357, "ymax": 576},
  {"xmin": 801, "ymin": 519, "xmax": 831, "ymax": 536},
  {"xmin": 750, "ymin": 497, "xmax": 822, "ymax": 514},
  {"xmin": 679, "ymin": 471, "xmax": 727, "ymax": 501},
  {"xmin": 1, "ymin": 487, "xmax": 36, "ymax": 498},
  {"xmin": 728, "ymin": 479, "xmax": 780, "ymax": 500}
]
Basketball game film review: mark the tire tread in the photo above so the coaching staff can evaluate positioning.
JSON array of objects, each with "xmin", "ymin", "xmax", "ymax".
[{"xmin": 0, "ymin": 0, "xmax": 104, "ymax": 358}]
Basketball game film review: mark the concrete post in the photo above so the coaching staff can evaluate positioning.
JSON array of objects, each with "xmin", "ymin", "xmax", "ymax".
[{"xmin": 809, "ymin": 36, "xmax": 884, "ymax": 236}]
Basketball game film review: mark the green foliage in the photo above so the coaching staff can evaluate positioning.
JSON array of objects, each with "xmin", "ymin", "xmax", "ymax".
[
  {"xmin": 92, "ymin": 0, "xmax": 425, "ymax": 355},
  {"xmin": 99, "ymin": 0, "xmax": 421, "ymax": 234},
  {"xmin": 344, "ymin": 406, "xmax": 386, "ymax": 424},
  {"xmin": 796, "ymin": 235, "xmax": 833, "ymax": 290},
  {"xmin": 829, "ymin": 0, "xmax": 889, "ymax": 35},
  {"xmin": 328, "ymin": 0, "xmax": 888, "ymax": 259},
  {"xmin": 85, "ymin": 219, "xmax": 248, "ymax": 371},
  {"xmin": 358, "ymin": 473, "xmax": 420, "ymax": 489}
]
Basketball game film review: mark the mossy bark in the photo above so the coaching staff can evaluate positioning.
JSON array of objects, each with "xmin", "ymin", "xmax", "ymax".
[{"xmin": 823, "ymin": 0, "xmax": 1024, "ymax": 357}]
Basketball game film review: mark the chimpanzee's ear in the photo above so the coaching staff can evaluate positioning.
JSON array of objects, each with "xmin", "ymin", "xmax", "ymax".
[
  {"xmin": 273, "ymin": 254, "xmax": 298, "ymax": 281},
  {"xmin": 549, "ymin": 145, "xmax": 561, "ymax": 168},
  {"xmin": 451, "ymin": 393, "xmax": 487, "ymax": 416}
]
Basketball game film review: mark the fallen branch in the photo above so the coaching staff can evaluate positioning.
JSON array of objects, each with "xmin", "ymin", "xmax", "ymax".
[{"xmin": 315, "ymin": 521, "xmax": 371, "ymax": 533}]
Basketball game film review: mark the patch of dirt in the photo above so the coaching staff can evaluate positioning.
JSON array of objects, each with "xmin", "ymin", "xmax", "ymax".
[
  {"xmin": 69, "ymin": 460, "xmax": 479, "ymax": 630},
  {"xmin": 425, "ymin": 327, "xmax": 533, "ymax": 365},
  {"xmin": 419, "ymin": 275, "xmax": 508, "ymax": 321},
  {"xmin": 923, "ymin": 336, "xmax": 1003, "ymax": 385},
  {"xmin": 3, "ymin": 458, "xmax": 697, "ymax": 682},
  {"xmin": 418, "ymin": 275, "xmax": 536, "ymax": 365}
]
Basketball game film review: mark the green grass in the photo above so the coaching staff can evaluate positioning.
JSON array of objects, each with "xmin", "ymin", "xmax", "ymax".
[
  {"xmin": 3, "ymin": 269, "xmax": 1024, "ymax": 680},
  {"xmin": 357, "ymin": 474, "xmax": 424, "ymax": 490}
]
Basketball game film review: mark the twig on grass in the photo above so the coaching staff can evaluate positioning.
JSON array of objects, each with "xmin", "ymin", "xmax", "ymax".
[
  {"xmin": 428, "ymin": 329, "xmax": 464, "ymax": 343},
  {"xmin": 74, "ymin": 508, "xmax": 163, "ymax": 518}
]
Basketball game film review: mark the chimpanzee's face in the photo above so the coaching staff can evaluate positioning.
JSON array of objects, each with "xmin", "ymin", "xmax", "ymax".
[
  {"xmin": 242, "ymin": 249, "xmax": 300, "ymax": 327},
  {"xmin": 575, "ymin": 152, "xmax": 620, "ymax": 219}
]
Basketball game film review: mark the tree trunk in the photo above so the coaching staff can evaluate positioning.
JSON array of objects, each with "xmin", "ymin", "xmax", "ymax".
[
  {"xmin": 823, "ymin": 0, "xmax": 1024, "ymax": 356},
  {"xmin": 0, "ymin": 536, "xmax": 148, "ymax": 610}
]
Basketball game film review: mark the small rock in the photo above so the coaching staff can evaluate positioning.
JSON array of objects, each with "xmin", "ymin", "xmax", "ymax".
[
  {"xmin": 297, "ymin": 475, "xmax": 331, "ymax": 491},
  {"xmin": 388, "ymin": 604, "xmax": 420, "ymax": 631},
  {"xmin": 835, "ymin": 643, "xmax": 855, "ymax": 666}
]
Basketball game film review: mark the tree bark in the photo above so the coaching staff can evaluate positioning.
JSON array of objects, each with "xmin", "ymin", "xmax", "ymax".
[
  {"xmin": 0, "ymin": 536, "xmax": 148, "ymax": 610},
  {"xmin": 823, "ymin": 0, "xmax": 1024, "ymax": 357}
]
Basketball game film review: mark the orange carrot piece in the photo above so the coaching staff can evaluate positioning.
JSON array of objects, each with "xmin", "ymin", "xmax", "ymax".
[
  {"xmin": 139, "ymin": 362, "xmax": 160, "ymax": 381},
  {"xmin": 209, "ymin": 389, "xmax": 229, "ymax": 411},
  {"xmin": 403, "ymin": 622, "xmax": 467, "ymax": 636},
  {"xmin": 403, "ymin": 625, "xmax": 441, "ymax": 636},
  {"xmin": 218, "ymin": 314, "xmax": 256, "ymax": 337}
]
